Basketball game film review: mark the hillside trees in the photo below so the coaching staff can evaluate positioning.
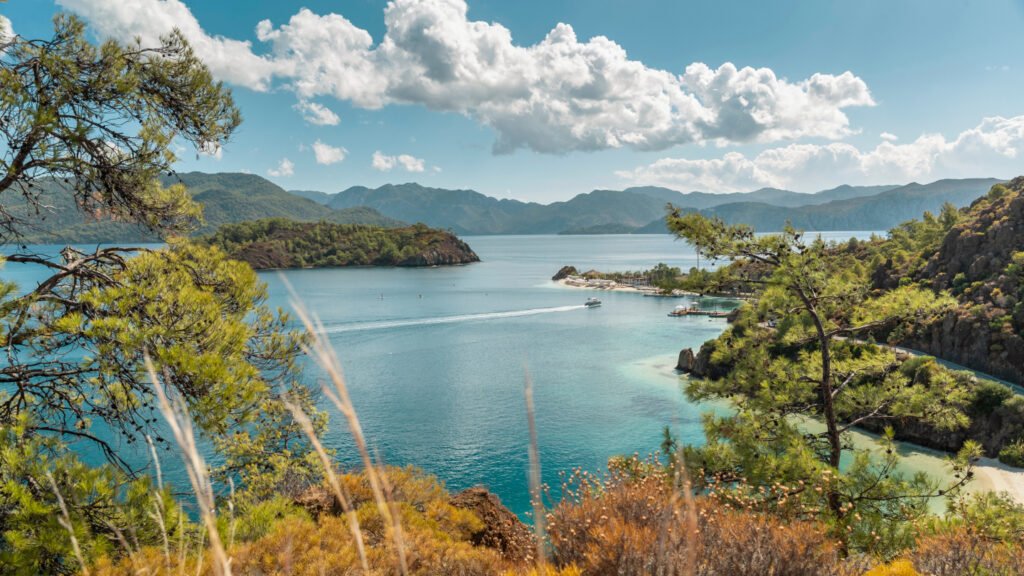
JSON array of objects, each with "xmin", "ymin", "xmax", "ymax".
[
  {"xmin": 0, "ymin": 16, "xmax": 318, "ymax": 571},
  {"xmin": 667, "ymin": 210, "xmax": 982, "ymax": 551}
]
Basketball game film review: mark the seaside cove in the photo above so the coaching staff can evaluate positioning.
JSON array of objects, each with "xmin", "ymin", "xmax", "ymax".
[{"xmin": 5, "ymin": 233, "xmax": 1013, "ymax": 518}]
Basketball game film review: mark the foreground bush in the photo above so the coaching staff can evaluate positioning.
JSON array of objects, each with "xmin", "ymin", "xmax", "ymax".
[
  {"xmin": 90, "ymin": 461, "xmax": 861, "ymax": 575},
  {"xmin": 547, "ymin": 463, "xmax": 862, "ymax": 576}
]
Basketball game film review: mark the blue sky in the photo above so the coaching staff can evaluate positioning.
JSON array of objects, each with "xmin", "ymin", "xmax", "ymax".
[{"xmin": 3, "ymin": 0, "xmax": 1024, "ymax": 201}]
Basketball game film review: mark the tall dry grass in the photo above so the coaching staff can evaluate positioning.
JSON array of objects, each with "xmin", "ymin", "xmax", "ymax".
[
  {"xmin": 523, "ymin": 368, "xmax": 547, "ymax": 571},
  {"xmin": 46, "ymin": 470, "xmax": 90, "ymax": 576},
  {"xmin": 146, "ymin": 354, "xmax": 231, "ymax": 576},
  {"xmin": 282, "ymin": 395, "xmax": 370, "ymax": 571},
  {"xmin": 289, "ymin": 297, "xmax": 410, "ymax": 575}
]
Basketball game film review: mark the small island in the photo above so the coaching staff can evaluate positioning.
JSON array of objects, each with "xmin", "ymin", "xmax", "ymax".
[
  {"xmin": 202, "ymin": 218, "xmax": 480, "ymax": 269},
  {"xmin": 553, "ymin": 262, "xmax": 755, "ymax": 298}
]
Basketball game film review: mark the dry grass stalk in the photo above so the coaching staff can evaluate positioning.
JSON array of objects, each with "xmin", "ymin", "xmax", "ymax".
[
  {"xmin": 145, "ymin": 354, "xmax": 231, "ymax": 576},
  {"xmin": 670, "ymin": 450, "xmax": 698, "ymax": 576},
  {"xmin": 146, "ymin": 433, "xmax": 164, "ymax": 492},
  {"xmin": 289, "ymin": 298, "xmax": 410, "ymax": 575},
  {"xmin": 150, "ymin": 494, "xmax": 171, "ymax": 571},
  {"xmin": 46, "ymin": 470, "xmax": 90, "ymax": 576},
  {"xmin": 178, "ymin": 504, "xmax": 187, "ymax": 576},
  {"xmin": 227, "ymin": 478, "xmax": 237, "ymax": 550},
  {"xmin": 103, "ymin": 520, "xmax": 140, "ymax": 574},
  {"xmin": 523, "ymin": 368, "xmax": 547, "ymax": 569},
  {"xmin": 283, "ymin": 396, "xmax": 370, "ymax": 572},
  {"xmin": 194, "ymin": 529, "xmax": 206, "ymax": 576}
]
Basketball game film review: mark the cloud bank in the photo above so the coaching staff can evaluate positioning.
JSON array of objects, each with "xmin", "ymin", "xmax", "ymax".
[
  {"xmin": 0, "ymin": 15, "xmax": 13, "ymax": 42},
  {"xmin": 312, "ymin": 141, "xmax": 347, "ymax": 165},
  {"xmin": 372, "ymin": 151, "xmax": 426, "ymax": 172},
  {"xmin": 56, "ymin": 0, "xmax": 874, "ymax": 154},
  {"xmin": 267, "ymin": 158, "xmax": 294, "ymax": 177},
  {"xmin": 616, "ymin": 115, "xmax": 1024, "ymax": 192},
  {"xmin": 294, "ymin": 101, "xmax": 341, "ymax": 126}
]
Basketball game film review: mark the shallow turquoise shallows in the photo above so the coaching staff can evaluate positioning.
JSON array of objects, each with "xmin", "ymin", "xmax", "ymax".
[{"xmin": 3, "ymin": 232, "xmax": 881, "ymax": 518}]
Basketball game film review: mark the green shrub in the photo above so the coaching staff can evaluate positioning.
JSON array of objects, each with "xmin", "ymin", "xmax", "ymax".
[
  {"xmin": 970, "ymin": 381, "xmax": 1014, "ymax": 414},
  {"xmin": 999, "ymin": 439, "xmax": 1024, "ymax": 467}
]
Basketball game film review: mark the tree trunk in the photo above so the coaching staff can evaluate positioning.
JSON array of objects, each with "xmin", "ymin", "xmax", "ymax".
[{"xmin": 798, "ymin": 290, "xmax": 843, "ymax": 517}]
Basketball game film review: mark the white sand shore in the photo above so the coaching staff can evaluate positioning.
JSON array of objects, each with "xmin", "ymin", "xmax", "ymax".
[
  {"xmin": 555, "ymin": 277, "xmax": 699, "ymax": 296},
  {"xmin": 970, "ymin": 458, "xmax": 1024, "ymax": 503}
]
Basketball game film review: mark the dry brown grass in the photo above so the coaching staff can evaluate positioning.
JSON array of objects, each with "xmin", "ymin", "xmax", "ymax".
[
  {"xmin": 547, "ymin": 461, "xmax": 858, "ymax": 576},
  {"xmin": 907, "ymin": 527, "xmax": 1024, "ymax": 576},
  {"xmin": 93, "ymin": 467, "xmax": 514, "ymax": 576}
]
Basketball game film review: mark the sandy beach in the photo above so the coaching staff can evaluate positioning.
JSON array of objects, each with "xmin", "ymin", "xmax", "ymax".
[
  {"xmin": 556, "ymin": 277, "xmax": 698, "ymax": 296},
  {"xmin": 970, "ymin": 458, "xmax": 1024, "ymax": 503}
]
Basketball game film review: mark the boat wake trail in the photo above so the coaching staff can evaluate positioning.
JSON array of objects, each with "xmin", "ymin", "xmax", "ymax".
[{"xmin": 318, "ymin": 305, "xmax": 588, "ymax": 334}]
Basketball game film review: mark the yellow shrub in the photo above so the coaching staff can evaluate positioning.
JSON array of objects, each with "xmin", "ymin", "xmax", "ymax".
[{"xmin": 863, "ymin": 559, "xmax": 919, "ymax": 576}]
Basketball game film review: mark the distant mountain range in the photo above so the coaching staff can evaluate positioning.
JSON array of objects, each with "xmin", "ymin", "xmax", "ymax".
[
  {"xmin": 9, "ymin": 172, "xmax": 404, "ymax": 244},
  {"xmin": 4, "ymin": 172, "xmax": 1004, "ymax": 244},
  {"xmin": 305, "ymin": 178, "xmax": 1001, "ymax": 235}
]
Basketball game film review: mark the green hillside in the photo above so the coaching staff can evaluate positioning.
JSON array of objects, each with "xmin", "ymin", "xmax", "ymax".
[
  {"xmin": 5, "ymin": 173, "xmax": 404, "ymax": 244},
  {"xmin": 201, "ymin": 219, "xmax": 479, "ymax": 269}
]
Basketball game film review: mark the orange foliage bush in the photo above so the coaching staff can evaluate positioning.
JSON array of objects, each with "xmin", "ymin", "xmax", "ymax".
[
  {"xmin": 908, "ymin": 527, "xmax": 1024, "ymax": 576},
  {"xmin": 92, "ymin": 463, "xmax": 1024, "ymax": 576},
  {"xmin": 546, "ymin": 464, "xmax": 864, "ymax": 576}
]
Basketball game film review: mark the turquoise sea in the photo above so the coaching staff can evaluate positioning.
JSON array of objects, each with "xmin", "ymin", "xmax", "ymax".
[{"xmin": 9, "ymin": 232, "xmax": 962, "ymax": 518}]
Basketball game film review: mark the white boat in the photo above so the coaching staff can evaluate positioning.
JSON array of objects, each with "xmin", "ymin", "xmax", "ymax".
[{"xmin": 584, "ymin": 297, "xmax": 602, "ymax": 308}]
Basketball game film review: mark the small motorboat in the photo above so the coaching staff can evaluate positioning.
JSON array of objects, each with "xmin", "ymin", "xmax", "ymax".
[
  {"xmin": 584, "ymin": 297, "xmax": 602, "ymax": 308},
  {"xmin": 668, "ymin": 305, "xmax": 702, "ymax": 317}
]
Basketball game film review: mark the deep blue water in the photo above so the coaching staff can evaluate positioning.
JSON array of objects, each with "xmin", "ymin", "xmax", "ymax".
[{"xmin": 2, "ymin": 233, "xmax": 874, "ymax": 517}]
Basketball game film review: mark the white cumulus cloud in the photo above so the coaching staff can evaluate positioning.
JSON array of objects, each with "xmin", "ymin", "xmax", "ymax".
[
  {"xmin": 58, "ymin": 0, "xmax": 875, "ymax": 155},
  {"xmin": 312, "ymin": 140, "xmax": 347, "ymax": 165},
  {"xmin": 56, "ymin": 0, "xmax": 279, "ymax": 90},
  {"xmin": 0, "ymin": 15, "xmax": 14, "ymax": 42},
  {"xmin": 880, "ymin": 132, "xmax": 899, "ymax": 142},
  {"xmin": 267, "ymin": 158, "xmax": 294, "ymax": 177},
  {"xmin": 294, "ymin": 100, "xmax": 341, "ymax": 126},
  {"xmin": 198, "ymin": 141, "xmax": 223, "ymax": 160},
  {"xmin": 616, "ymin": 115, "xmax": 1024, "ymax": 192},
  {"xmin": 372, "ymin": 151, "xmax": 426, "ymax": 172}
]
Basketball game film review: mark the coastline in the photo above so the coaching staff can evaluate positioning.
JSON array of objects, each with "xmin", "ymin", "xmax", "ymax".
[
  {"xmin": 644, "ymin": 353, "xmax": 1024, "ymax": 507},
  {"xmin": 972, "ymin": 458, "xmax": 1024, "ymax": 503},
  {"xmin": 555, "ymin": 277, "xmax": 698, "ymax": 296},
  {"xmin": 561, "ymin": 276, "xmax": 663, "ymax": 293}
]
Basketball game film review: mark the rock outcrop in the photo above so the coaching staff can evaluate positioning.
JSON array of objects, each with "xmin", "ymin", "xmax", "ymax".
[
  {"xmin": 903, "ymin": 177, "xmax": 1024, "ymax": 384},
  {"xmin": 552, "ymin": 265, "xmax": 579, "ymax": 281},
  {"xmin": 450, "ymin": 487, "xmax": 535, "ymax": 563},
  {"xmin": 676, "ymin": 348, "xmax": 696, "ymax": 372}
]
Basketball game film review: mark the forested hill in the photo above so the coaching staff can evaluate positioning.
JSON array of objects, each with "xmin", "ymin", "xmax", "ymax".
[
  {"xmin": 201, "ymin": 219, "xmax": 480, "ymax": 269},
  {"xmin": 6, "ymin": 173, "xmax": 404, "ymax": 244},
  {"xmin": 872, "ymin": 177, "xmax": 1024, "ymax": 384}
]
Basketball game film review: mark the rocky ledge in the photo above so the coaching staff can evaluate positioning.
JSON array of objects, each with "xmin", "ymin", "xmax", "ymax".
[{"xmin": 450, "ymin": 486, "xmax": 535, "ymax": 563}]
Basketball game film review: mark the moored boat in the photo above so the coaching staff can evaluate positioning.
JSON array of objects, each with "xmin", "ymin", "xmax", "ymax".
[{"xmin": 668, "ymin": 305, "xmax": 703, "ymax": 317}]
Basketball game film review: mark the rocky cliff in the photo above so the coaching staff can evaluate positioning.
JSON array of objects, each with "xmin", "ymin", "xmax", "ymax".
[{"xmin": 902, "ymin": 177, "xmax": 1024, "ymax": 384}]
